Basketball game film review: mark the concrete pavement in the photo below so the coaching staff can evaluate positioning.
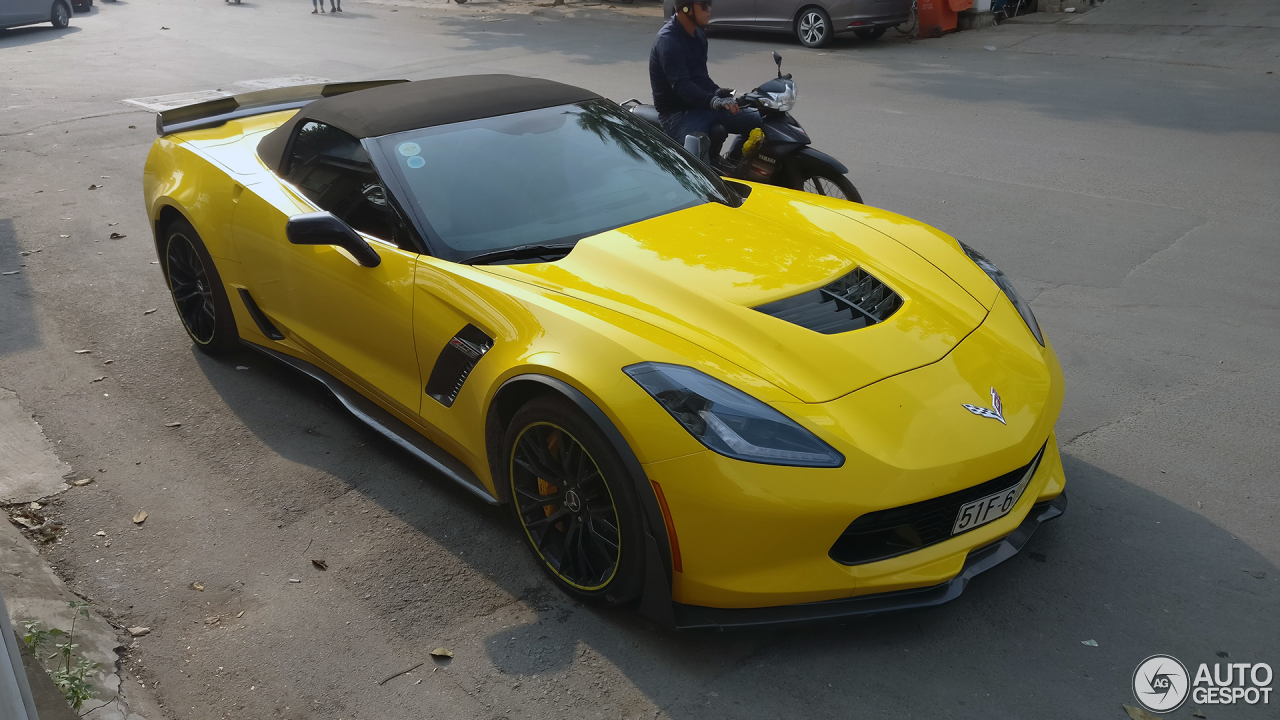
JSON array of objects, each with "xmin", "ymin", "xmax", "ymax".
[{"xmin": 0, "ymin": 0, "xmax": 1276, "ymax": 718}]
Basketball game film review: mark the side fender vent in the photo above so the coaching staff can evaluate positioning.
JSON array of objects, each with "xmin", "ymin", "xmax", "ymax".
[
  {"xmin": 426, "ymin": 324, "xmax": 493, "ymax": 408},
  {"xmin": 237, "ymin": 288, "xmax": 285, "ymax": 341},
  {"xmin": 754, "ymin": 267, "xmax": 901, "ymax": 335}
]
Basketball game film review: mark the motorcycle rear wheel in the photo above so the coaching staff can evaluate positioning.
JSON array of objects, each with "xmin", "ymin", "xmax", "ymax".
[{"xmin": 795, "ymin": 167, "xmax": 863, "ymax": 204}]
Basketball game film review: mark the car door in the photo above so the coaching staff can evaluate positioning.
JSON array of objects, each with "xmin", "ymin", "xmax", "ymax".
[
  {"xmin": 231, "ymin": 120, "xmax": 423, "ymax": 415},
  {"xmin": 753, "ymin": 0, "xmax": 806, "ymax": 29},
  {"xmin": 709, "ymin": 0, "xmax": 758, "ymax": 27},
  {"xmin": 0, "ymin": 0, "xmax": 44, "ymax": 26}
]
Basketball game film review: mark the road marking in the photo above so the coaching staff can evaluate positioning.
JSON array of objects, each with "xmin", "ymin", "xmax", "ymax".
[{"xmin": 121, "ymin": 76, "xmax": 334, "ymax": 112}]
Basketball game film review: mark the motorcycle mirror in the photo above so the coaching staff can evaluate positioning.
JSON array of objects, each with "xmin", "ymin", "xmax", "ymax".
[
  {"xmin": 683, "ymin": 133, "xmax": 710, "ymax": 166},
  {"xmin": 772, "ymin": 51, "xmax": 783, "ymax": 77}
]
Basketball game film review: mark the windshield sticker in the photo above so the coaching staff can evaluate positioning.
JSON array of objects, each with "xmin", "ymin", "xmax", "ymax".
[
  {"xmin": 397, "ymin": 142, "xmax": 421, "ymax": 157},
  {"xmin": 406, "ymin": 155, "xmax": 426, "ymax": 169}
]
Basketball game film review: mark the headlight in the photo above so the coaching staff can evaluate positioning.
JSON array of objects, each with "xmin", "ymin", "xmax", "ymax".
[
  {"xmin": 624, "ymin": 362, "xmax": 843, "ymax": 468},
  {"xmin": 756, "ymin": 80, "xmax": 797, "ymax": 113},
  {"xmin": 959, "ymin": 242, "xmax": 1044, "ymax": 346}
]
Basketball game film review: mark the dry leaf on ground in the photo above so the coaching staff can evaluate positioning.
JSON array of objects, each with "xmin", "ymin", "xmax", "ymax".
[
  {"xmin": 1123, "ymin": 705, "xmax": 1161, "ymax": 720},
  {"xmin": 127, "ymin": 627, "xmax": 151, "ymax": 637},
  {"xmin": 132, "ymin": 510, "xmax": 148, "ymax": 524},
  {"xmin": 429, "ymin": 647, "xmax": 454, "ymax": 659}
]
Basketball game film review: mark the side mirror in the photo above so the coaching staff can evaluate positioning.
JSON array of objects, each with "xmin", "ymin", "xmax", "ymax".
[
  {"xmin": 285, "ymin": 211, "xmax": 381, "ymax": 268},
  {"xmin": 684, "ymin": 133, "xmax": 711, "ymax": 166},
  {"xmin": 772, "ymin": 51, "xmax": 783, "ymax": 78}
]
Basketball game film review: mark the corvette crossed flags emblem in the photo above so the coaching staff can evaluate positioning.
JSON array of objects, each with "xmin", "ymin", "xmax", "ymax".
[{"xmin": 963, "ymin": 387, "xmax": 1006, "ymax": 425}]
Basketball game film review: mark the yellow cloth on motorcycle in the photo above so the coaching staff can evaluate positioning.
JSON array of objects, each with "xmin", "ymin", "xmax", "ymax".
[{"xmin": 742, "ymin": 128, "xmax": 765, "ymax": 158}]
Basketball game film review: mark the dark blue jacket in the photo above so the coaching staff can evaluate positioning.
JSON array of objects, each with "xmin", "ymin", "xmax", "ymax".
[{"xmin": 649, "ymin": 17, "xmax": 719, "ymax": 115}]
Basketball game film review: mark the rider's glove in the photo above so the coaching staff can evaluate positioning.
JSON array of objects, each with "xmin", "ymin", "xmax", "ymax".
[
  {"xmin": 710, "ymin": 95, "xmax": 736, "ymax": 111},
  {"xmin": 714, "ymin": 87, "xmax": 733, "ymax": 99}
]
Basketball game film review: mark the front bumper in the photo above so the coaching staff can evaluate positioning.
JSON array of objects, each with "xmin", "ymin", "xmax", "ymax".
[{"xmin": 672, "ymin": 492, "xmax": 1066, "ymax": 629}]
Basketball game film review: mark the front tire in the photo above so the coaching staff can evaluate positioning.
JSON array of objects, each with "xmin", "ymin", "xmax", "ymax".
[
  {"xmin": 795, "ymin": 6, "xmax": 832, "ymax": 47},
  {"xmin": 794, "ymin": 165, "xmax": 863, "ymax": 203},
  {"xmin": 50, "ymin": 1, "xmax": 70, "ymax": 28},
  {"xmin": 504, "ymin": 394, "xmax": 646, "ymax": 606},
  {"xmin": 162, "ymin": 218, "xmax": 239, "ymax": 354}
]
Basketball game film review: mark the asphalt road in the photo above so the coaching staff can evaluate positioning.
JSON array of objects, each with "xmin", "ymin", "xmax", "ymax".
[{"xmin": 1, "ymin": 0, "xmax": 1277, "ymax": 718}]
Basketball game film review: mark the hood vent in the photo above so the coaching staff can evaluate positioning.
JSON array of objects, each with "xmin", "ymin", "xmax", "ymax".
[{"xmin": 754, "ymin": 267, "xmax": 902, "ymax": 334}]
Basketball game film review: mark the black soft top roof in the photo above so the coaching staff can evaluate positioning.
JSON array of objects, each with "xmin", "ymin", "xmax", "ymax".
[{"xmin": 258, "ymin": 75, "xmax": 601, "ymax": 174}]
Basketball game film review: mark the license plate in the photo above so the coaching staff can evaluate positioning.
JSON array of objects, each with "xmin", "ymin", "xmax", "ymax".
[{"xmin": 952, "ymin": 475, "xmax": 1029, "ymax": 535}]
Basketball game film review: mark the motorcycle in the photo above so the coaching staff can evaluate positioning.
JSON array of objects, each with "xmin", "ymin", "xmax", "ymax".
[{"xmin": 622, "ymin": 52, "xmax": 862, "ymax": 204}]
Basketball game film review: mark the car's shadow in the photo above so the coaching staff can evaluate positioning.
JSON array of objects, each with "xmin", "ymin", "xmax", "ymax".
[
  {"xmin": 197, "ymin": 345, "xmax": 1279, "ymax": 718},
  {"xmin": 0, "ymin": 24, "xmax": 81, "ymax": 48},
  {"xmin": 0, "ymin": 220, "xmax": 40, "ymax": 357}
]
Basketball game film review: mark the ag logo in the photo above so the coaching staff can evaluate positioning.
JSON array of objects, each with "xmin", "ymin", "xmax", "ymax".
[{"xmin": 1134, "ymin": 655, "xmax": 1190, "ymax": 713}]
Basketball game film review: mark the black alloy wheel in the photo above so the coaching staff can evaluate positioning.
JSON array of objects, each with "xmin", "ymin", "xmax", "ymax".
[
  {"xmin": 163, "ymin": 218, "xmax": 238, "ymax": 354},
  {"xmin": 796, "ymin": 166, "xmax": 864, "ymax": 204},
  {"xmin": 854, "ymin": 26, "xmax": 885, "ymax": 40},
  {"xmin": 505, "ymin": 395, "xmax": 646, "ymax": 605},
  {"xmin": 796, "ymin": 6, "xmax": 832, "ymax": 48},
  {"xmin": 50, "ymin": 1, "xmax": 70, "ymax": 28}
]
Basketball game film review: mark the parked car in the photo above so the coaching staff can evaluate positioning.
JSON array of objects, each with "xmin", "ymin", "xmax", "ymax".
[
  {"xmin": 72, "ymin": 0, "xmax": 92, "ymax": 14},
  {"xmin": 663, "ymin": 0, "xmax": 910, "ymax": 47},
  {"xmin": 142, "ymin": 76, "xmax": 1067, "ymax": 628},
  {"xmin": 0, "ymin": 0, "xmax": 72, "ymax": 30}
]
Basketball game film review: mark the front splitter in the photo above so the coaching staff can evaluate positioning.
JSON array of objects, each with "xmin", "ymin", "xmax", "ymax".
[{"xmin": 672, "ymin": 492, "xmax": 1067, "ymax": 630}]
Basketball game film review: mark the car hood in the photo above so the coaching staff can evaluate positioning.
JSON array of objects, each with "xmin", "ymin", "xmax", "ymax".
[{"xmin": 481, "ymin": 190, "xmax": 990, "ymax": 403}]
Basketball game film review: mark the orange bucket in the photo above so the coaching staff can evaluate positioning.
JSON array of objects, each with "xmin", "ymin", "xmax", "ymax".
[{"xmin": 918, "ymin": 0, "xmax": 973, "ymax": 37}]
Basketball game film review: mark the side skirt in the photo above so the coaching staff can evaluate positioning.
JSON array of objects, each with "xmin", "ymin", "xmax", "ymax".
[{"xmin": 244, "ymin": 341, "xmax": 498, "ymax": 505}]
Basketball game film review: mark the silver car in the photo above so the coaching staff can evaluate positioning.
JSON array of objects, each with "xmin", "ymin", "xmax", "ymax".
[
  {"xmin": 662, "ymin": 0, "xmax": 910, "ymax": 47},
  {"xmin": 0, "ymin": 0, "xmax": 73, "ymax": 30}
]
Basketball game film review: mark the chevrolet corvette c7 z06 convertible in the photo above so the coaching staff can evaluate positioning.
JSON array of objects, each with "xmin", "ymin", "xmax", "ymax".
[{"xmin": 142, "ymin": 76, "xmax": 1066, "ymax": 629}]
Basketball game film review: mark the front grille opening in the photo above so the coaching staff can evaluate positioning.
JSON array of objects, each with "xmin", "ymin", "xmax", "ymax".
[
  {"xmin": 828, "ymin": 444, "xmax": 1046, "ymax": 566},
  {"xmin": 754, "ymin": 267, "xmax": 902, "ymax": 334}
]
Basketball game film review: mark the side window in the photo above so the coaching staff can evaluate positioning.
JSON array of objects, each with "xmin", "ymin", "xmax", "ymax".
[{"xmin": 286, "ymin": 121, "xmax": 401, "ymax": 244}]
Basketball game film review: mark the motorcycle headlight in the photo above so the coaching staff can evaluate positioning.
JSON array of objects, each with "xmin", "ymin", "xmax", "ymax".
[
  {"xmin": 624, "ymin": 362, "xmax": 843, "ymax": 468},
  {"xmin": 756, "ymin": 81, "xmax": 797, "ymax": 113},
  {"xmin": 959, "ymin": 242, "xmax": 1044, "ymax": 346}
]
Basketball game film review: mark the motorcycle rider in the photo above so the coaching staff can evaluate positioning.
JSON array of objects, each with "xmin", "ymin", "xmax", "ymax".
[{"xmin": 649, "ymin": 0, "xmax": 762, "ymax": 162}]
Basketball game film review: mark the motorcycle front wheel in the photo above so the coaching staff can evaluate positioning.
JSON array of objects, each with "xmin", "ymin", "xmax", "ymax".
[{"xmin": 795, "ymin": 167, "xmax": 863, "ymax": 204}]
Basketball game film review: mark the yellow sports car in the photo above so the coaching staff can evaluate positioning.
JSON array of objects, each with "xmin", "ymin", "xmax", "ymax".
[{"xmin": 143, "ymin": 76, "xmax": 1066, "ymax": 628}]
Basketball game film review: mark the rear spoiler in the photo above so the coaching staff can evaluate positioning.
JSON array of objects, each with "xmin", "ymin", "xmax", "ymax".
[{"xmin": 155, "ymin": 79, "xmax": 409, "ymax": 136}]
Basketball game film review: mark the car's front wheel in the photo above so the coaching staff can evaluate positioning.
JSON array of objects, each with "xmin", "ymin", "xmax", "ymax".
[
  {"xmin": 504, "ymin": 394, "xmax": 646, "ymax": 606},
  {"xmin": 163, "ymin": 218, "xmax": 239, "ymax": 354}
]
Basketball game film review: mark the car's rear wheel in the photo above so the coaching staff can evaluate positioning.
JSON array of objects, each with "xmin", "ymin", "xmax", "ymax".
[
  {"xmin": 795, "ymin": 6, "xmax": 832, "ymax": 48},
  {"xmin": 505, "ymin": 394, "xmax": 646, "ymax": 606},
  {"xmin": 163, "ymin": 218, "xmax": 238, "ymax": 354},
  {"xmin": 50, "ymin": 1, "xmax": 70, "ymax": 28}
]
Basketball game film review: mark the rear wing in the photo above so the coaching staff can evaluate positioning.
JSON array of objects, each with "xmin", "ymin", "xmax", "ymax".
[{"xmin": 155, "ymin": 79, "xmax": 409, "ymax": 136}]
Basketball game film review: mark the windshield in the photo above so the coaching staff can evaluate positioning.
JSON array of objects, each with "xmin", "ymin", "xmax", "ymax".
[{"xmin": 374, "ymin": 100, "xmax": 735, "ymax": 263}]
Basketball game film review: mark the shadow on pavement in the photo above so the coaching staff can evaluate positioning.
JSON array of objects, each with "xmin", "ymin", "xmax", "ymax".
[
  {"xmin": 0, "ymin": 220, "xmax": 40, "ymax": 357},
  {"xmin": 197, "ymin": 345, "xmax": 1279, "ymax": 718},
  {"xmin": 0, "ymin": 25, "xmax": 81, "ymax": 48}
]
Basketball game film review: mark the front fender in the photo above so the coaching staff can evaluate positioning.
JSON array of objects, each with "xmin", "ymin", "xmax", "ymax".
[{"xmin": 793, "ymin": 146, "xmax": 849, "ymax": 175}]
